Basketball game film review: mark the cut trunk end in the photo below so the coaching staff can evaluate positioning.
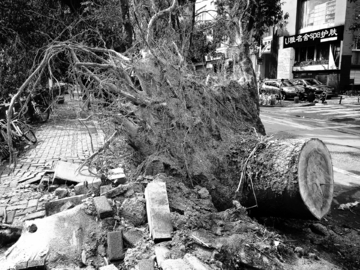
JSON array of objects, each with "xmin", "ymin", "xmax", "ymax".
[
  {"xmin": 240, "ymin": 138, "xmax": 334, "ymax": 220},
  {"xmin": 298, "ymin": 138, "xmax": 334, "ymax": 220}
]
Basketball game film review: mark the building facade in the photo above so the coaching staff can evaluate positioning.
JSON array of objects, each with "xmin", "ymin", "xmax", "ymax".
[{"xmin": 262, "ymin": 0, "xmax": 360, "ymax": 91}]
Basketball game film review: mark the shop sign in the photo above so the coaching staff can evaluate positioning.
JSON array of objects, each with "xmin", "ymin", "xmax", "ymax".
[{"xmin": 283, "ymin": 26, "xmax": 344, "ymax": 48}]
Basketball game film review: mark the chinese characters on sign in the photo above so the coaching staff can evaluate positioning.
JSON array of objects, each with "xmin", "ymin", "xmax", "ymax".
[{"xmin": 283, "ymin": 26, "xmax": 344, "ymax": 48}]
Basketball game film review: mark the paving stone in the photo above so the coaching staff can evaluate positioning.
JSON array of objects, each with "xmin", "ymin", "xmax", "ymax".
[
  {"xmin": 123, "ymin": 228, "xmax": 143, "ymax": 247},
  {"xmin": 145, "ymin": 182, "xmax": 173, "ymax": 241},
  {"xmin": 138, "ymin": 259, "xmax": 154, "ymax": 270},
  {"xmin": 22, "ymin": 210, "xmax": 46, "ymax": 221},
  {"xmin": 184, "ymin": 254, "xmax": 211, "ymax": 270},
  {"xmin": 161, "ymin": 259, "xmax": 191, "ymax": 270},
  {"xmin": 93, "ymin": 196, "xmax": 113, "ymax": 219},
  {"xmin": 99, "ymin": 264, "xmax": 118, "ymax": 270},
  {"xmin": 74, "ymin": 178, "xmax": 102, "ymax": 195},
  {"xmin": 107, "ymin": 230, "xmax": 124, "ymax": 261},
  {"xmin": 45, "ymin": 194, "xmax": 86, "ymax": 216},
  {"xmin": 6, "ymin": 210, "xmax": 16, "ymax": 224}
]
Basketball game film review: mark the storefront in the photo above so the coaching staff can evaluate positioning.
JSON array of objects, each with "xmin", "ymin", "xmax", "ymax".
[{"xmin": 283, "ymin": 25, "xmax": 344, "ymax": 88}]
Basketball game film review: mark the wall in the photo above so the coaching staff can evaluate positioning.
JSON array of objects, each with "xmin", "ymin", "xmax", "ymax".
[{"xmin": 277, "ymin": 37, "xmax": 296, "ymax": 79}]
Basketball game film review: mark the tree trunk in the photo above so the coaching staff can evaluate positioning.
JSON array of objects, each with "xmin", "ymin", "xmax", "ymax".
[{"xmin": 236, "ymin": 138, "xmax": 333, "ymax": 220}]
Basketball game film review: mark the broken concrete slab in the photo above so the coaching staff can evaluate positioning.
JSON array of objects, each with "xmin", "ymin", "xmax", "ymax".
[
  {"xmin": 138, "ymin": 259, "xmax": 154, "ymax": 270},
  {"xmin": 45, "ymin": 194, "xmax": 86, "ymax": 216},
  {"xmin": 74, "ymin": 178, "xmax": 102, "ymax": 195},
  {"xmin": 93, "ymin": 196, "xmax": 113, "ymax": 219},
  {"xmin": 145, "ymin": 182, "xmax": 173, "ymax": 241},
  {"xmin": 184, "ymin": 254, "xmax": 211, "ymax": 270},
  {"xmin": 107, "ymin": 230, "xmax": 124, "ymax": 261},
  {"xmin": 27, "ymin": 258, "xmax": 46, "ymax": 269},
  {"xmin": 154, "ymin": 245, "xmax": 170, "ymax": 268},
  {"xmin": 161, "ymin": 259, "xmax": 192, "ymax": 270},
  {"xmin": 120, "ymin": 197, "xmax": 147, "ymax": 226},
  {"xmin": 54, "ymin": 161, "xmax": 99, "ymax": 184},
  {"xmin": 59, "ymin": 201, "xmax": 74, "ymax": 212},
  {"xmin": 123, "ymin": 228, "xmax": 143, "ymax": 247},
  {"xmin": 99, "ymin": 264, "xmax": 118, "ymax": 270},
  {"xmin": 104, "ymin": 184, "xmax": 130, "ymax": 198}
]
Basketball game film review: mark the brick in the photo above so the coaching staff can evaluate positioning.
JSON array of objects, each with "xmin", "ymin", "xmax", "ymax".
[
  {"xmin": 123, "ymin": 228, "xmax": 143, "ymax": 247},
  {"xmin": 15, "ymin": 262, "xmax": 28, "ymax": 270},
  {"xmin": 6, "ymin": 203, "xmax": 27, "ymax": 211},
  {"xmin": 99, "ymin": 264, "xmax": 118, "ymax": 270},
  {"xmin": 154, "ymin": 245, "xmax": 170, "ymax": 268},
  {"xmin": 162, "ymin": 259, "xmax": 191, "ymax": 270},
  {"xmin": 6, "ymin": 210, "xmax": 16, "ymax": 224},
  {"xmin": 23, "ymin": 206, "xmax": 37, "ymax": 215},
  {"xmin": 27, "ymin": 199, "xmax": 39, "ymax": 208},
  {"xmin": 100, "ymin": 185, "xmax": 112, "ymax": 196},
  {"xmin": 60, "ymin": 201, "xmax": 75, "ymax": 212},
  {"xmin": 107, "ymin": 230, "xmax": 124, "ymax": 261},
  {"xmin": 45, "ymin": 194, "xmax": 86, "ymax": 216},
  {"xmin": 145, "ymin": 182, "xmax": 173, "ymax": 241},
  {"xmin": 138, "ymin": 259, "xmax": 154, "ymax": 270},
  {"xmin": 27, "ymin": 258, "xmax": 46, "ymax": 269},
  {"xmin": 74, "ymin": 178, "xmax": 102, "ymax": 195},
  {"xmin": 93, "ymin": 196, "xmax": 113, "ymax": 219},
  {"xmin": 0, "ymin": 206, "xmax": 5, "ymax": 217},
  {"xmin": 184, "ymin": 254, "xmax": 211, "ymax": 270},
  {"xmin": 22, "ymin": 210, "xmax": 46, "ymax": 221}
]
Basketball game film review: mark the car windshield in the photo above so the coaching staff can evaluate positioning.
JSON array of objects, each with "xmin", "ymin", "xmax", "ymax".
[{"xmin": 304, "ymin": 79, "xmax": 321, "ymax": 85}]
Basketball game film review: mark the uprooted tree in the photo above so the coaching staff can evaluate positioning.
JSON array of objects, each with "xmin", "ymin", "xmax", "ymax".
[{"xmin": 5, "ymin": 0, "xmax": 333, "ymax": 220}]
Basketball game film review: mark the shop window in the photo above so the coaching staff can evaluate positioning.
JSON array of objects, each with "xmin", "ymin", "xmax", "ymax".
[
  {"xmin": 299, "ymin": 0, "xmax": 336, "ymax": 29},
  {"xmin": 316, "ymin": 43, "xmax": 329, "ymax": 61},
  {"xmin": 353, "ymin": 36, "xmax": 360, "ymax": 51},
  {"xmin": 307, "ymin": 46, "xmax": 315, "ymax": 61}
]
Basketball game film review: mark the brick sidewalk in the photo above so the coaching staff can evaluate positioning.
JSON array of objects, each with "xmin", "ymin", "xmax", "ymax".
[{"xmin": 0, "ymin": 95, "xmax": 104, "ymax": 226}]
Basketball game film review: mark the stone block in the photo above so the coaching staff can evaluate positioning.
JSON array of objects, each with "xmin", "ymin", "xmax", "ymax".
[
  {"xmin": 145, "ymin": 182, "xmax": 173, "ymax": 241},
  {"xmin": 154, "ymin": 245, "xmax": 170, "ymax": 268},
  {"xmin": 15, "ymin": 262, "xmax": 28, "ymax": 270},
  {"xmin": 27, "ymin": 199, "xmax": 38, "ymax": 208},
  {"xmin": 99, "ymin": 264, "xmax": 118, "ymax": 270},
  {"xmin": 161, "ymin": 259, "xmax": 191, "ymax": 270},
  {"xmin": 0, "ymin": 206, "xmax": 5, "ymax": 217},
  {"xmin": 123, "ymin": 228, "xmax": 143, "ymax": 247},
  {"xmin": 107, "ymin": 230, "xmax": 124, "ymax": 261},
  {"xmin": 184, "ymin": 254, "xmax": 211, "ymax": 270},
  {"xmin": 22, "ymin": 210, "xmax": 46, "ymax": 221},
  {"xmin": 138, "ymin": 259, "xmax": 154, "ymax": 270},
  {"xmin": 74, "ymin": 178, "xmax": 102, "ymax": 195},
  {"xmin": 93, "ymin": 196, "xmax": 113, "ymax": 219},
  {"xmin": 45, "ymin": 194, "xmax": 86, "ymax": 216}
]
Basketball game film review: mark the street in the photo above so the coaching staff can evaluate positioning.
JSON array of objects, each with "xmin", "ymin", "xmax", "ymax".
[{"xmin": 260, "ymin": 97, "xmax": 360, "ymax": 229}]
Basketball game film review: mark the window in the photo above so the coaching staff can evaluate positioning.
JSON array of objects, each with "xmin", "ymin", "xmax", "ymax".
[
  {"xmin": 299, "ymin": 0, "xmax": 336, "ymax": 29},
  {"xmin": 316, "ymin": 43, "xmax": 329, "ymax": 61}
]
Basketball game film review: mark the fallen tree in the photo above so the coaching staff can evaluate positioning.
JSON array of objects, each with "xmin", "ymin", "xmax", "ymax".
[{"xmin": 3, "ymin": 0, "xmax": 334, "ymax": 221}]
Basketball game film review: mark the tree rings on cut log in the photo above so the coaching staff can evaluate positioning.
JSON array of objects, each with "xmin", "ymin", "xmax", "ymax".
[
  {"xmin": 239, "ymin": 138, "xmax": 333, "ymax": 220},
  {"xmin": 298, "ymin": 138, "xmax": 333, "ymax": 220}
]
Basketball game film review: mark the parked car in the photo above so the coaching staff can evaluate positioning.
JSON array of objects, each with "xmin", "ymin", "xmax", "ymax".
[
  {"xmin": 290, "ymin": 78, "xmax": 334, "ymax": 99},
  {"xmin": 260, "ymin": 79, "xmax": 299, "ymax": 99}
]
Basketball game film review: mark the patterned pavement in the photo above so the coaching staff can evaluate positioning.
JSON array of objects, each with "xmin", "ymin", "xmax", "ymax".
[{"xmin": 0, "ymin": 95, "xmax": 104, "ymax": 226}]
